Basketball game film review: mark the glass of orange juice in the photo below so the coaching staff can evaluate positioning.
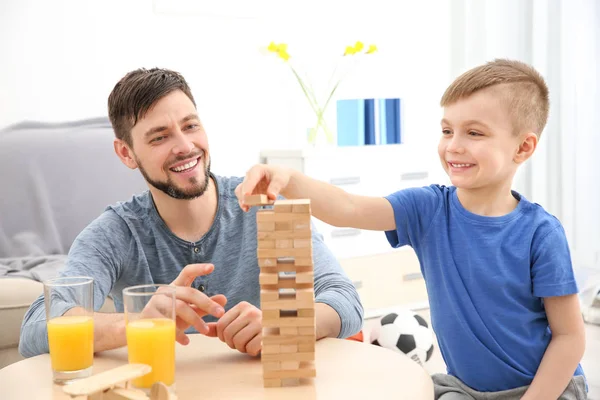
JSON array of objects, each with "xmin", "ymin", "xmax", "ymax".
[
  {"xmin": 123, "ymin": 284, "xmax": 176, "ymax": 392},
  {"xmin": 43, "ymin": 276, "xmax": 94, "ymax": 384}
]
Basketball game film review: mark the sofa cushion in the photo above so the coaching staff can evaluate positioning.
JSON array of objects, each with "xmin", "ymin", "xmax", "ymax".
[
  {"xmin": 0, "ymin": 118, "xmax": 148, "ymax": 257},
  {"xmin": 0, "ymin": 278, "xmax": 44, "ymax": 349}
]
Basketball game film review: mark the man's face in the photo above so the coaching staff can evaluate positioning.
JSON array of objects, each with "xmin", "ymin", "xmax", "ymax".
[
  {"xmin": 437, "ymin": 89, "xmax": 521, "ymax": 191},
  {"xmin": 128, "ymin": 90, "xmax": 211, "ymax": 200}
]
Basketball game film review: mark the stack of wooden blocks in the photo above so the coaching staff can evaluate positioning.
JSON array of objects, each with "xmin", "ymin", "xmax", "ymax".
[{"xmin": 245, "ymin": 194, "xmax": 317, "ymax": 388}]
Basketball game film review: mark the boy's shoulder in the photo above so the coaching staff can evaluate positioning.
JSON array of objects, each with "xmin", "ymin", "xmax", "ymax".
[{"xmin": 516, "ymin": 192, "xmax": 566, "ymax": 241}]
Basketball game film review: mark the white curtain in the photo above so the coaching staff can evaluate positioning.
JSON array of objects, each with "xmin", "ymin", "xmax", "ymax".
[{"xmin": 449, "ymin": 0, "xmax": 600, "ymax": 280}]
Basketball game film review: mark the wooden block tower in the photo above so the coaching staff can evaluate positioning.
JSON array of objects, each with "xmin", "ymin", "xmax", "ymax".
[{"xmin": 244, "ymin": 194, "xmax": 317, "ymax": 388}]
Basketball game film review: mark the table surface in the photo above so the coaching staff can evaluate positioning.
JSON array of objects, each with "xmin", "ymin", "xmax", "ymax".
[{"xmin": 0, "ymin": 335, "xmax": 434, "ymax": 399}]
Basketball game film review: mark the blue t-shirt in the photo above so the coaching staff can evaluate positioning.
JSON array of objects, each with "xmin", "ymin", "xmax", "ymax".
[{"xmin": 385, "ymin": 185, "xmax": 585, "ymax": 392}]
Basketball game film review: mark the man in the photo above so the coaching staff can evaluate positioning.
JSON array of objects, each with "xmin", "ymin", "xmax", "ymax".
[{"xmin": 19, "ymin": 68, "xmax": 363, "ymax": 357}]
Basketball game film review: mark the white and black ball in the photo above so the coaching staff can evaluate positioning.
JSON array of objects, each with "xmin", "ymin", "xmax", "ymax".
[{"xmin": 370, "ymin": 310, "xmax": 434, "ymax": 366}]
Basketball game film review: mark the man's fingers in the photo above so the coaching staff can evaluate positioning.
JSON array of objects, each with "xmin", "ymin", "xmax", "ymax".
[
  {"xmin": 176, "ymin": 330, "xmax": 190, "ymax": 346},
  {"xmin": 232, "ymin": 320, "xmax": 261, "ymax": 354},
  {"xmin": 171, "ymin": 263, "xmax": 215, "ymax": 287},
  {"xmin": 175, "ymin": 287, "xmax": 225, "ymax": 319},
  {"xmin": 245, "ymin": 331, "xmax": 262, "ymax": 356},
  {"xmin": 205, "ymin": 322, "xmax": 218, "ymax": 337},
  {"xmin": 189, "ymin": 295, "xmax": 227, "ymax": 318},
  {"xmin": 216, "ymin": 305, "xmax": 242, "ymax": 344},
  {"xmin": 175, "ymin": 299, "xmax": 209, "ymax": 334}
]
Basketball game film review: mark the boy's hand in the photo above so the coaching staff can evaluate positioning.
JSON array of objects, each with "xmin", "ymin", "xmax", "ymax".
[
  {"xmin": 235, "ymin": 164, "xmax": 292, "ymax": 211},
  {"xmin": 205, "ymin": 301, "xmax": 262, "ymax": 356}
]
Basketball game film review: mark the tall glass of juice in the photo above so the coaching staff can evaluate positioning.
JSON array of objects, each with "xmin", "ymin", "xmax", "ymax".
[
  {"xmin": 123, "ymin": 284, "xmax": 176, "ymax": 391},
  {"xmin": 43, "ymin": 276, "xmax": 94, "ymax": 384}
]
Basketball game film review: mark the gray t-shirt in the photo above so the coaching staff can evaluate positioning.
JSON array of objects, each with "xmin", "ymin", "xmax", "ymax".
[{"xmin": 19, "ymin": 174, "xmax": 364, "ymax": 357}]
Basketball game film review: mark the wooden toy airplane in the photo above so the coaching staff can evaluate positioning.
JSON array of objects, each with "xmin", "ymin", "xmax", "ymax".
[{"xmin": 62, "ymin": 364, "xmax": 176, "ymax": 400}]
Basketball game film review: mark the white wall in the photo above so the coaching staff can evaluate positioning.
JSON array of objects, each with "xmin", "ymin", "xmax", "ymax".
[{"xmin": 0, "ymin": 0, "xmax": 451, "ymax": 177}]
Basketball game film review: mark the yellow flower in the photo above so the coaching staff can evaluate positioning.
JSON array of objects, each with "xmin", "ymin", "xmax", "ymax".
[
  {"xmin": 366, "ymin": 44, "xmax": 378, "ymax": 54},
  {"xmin": 353, "ymin": 41, "xmax": 364, "ymax": 53},
  {"xmin": 278, "ymin": 49, "xmax": 290, "ymax": 61},
  {"xmin": 344, "ymin": 45, "xmax": 356, "ymax": 56},
  {"xmin": 267, "ymin": 42, "xmax": 290, "ymax": 61}
]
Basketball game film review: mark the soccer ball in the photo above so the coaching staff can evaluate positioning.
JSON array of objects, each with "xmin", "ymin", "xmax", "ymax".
[{"xmin": 370, "ymin": 310, "xmax": 434, "ymax": 366}]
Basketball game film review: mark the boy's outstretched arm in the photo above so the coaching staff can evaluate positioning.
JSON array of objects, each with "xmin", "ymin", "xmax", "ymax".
[
  {"xmin": 521, "ymin": 294, "xmax": 586, "ymax": 400},
  {"xmin": 236, "ymin": 164, "xmax": 396, "ymax": 231}
]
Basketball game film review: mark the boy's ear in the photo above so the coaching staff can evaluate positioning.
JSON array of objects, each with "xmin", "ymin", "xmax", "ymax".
[
  {"xmin": 114, "ymin": 139, "xmax": 139, "ymax": 170},
  {"xmin": 514, "ymin": 132, "xmax": 538, "ymax": 164}
]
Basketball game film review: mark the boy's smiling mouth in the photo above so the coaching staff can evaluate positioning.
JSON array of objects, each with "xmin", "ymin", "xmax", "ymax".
[{"xmin": 447, "ymin": 161, "xmax": 475, "ymax": 170}]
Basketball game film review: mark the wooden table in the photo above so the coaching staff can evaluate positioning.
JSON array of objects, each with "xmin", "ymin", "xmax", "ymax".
[{"xmin": 0, "ymin": 335, "xmax": 434, "ymax": 399}]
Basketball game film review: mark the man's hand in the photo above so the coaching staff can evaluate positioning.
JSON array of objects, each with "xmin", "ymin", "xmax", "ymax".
[
  {"xmin": 205, "ymin": 301, "xmax": 262, "ymax": 356},
  {"xmin": 142, "ymin": 263, "xmax": 227, "ymax": 346},
  {"xmin": 235, "ymin": 164, "xmax": 292, "ymax": 212}
]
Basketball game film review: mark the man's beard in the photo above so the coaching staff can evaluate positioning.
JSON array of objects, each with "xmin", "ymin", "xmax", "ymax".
[{"xmin": 136, "ymin": 152, "xmax": 211, "ymax": 200}]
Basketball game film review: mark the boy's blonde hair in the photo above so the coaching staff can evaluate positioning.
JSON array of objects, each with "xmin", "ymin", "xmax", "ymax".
[{"xmin": 440, "ymin": 59, "xmax": 549, "ymax": 137}]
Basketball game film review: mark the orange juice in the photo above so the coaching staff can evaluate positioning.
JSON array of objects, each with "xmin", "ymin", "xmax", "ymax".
[
  {"xmin": 126, "ymin": 318, "xmax": 176, "ymax": 388},
  {"xmin": 47, "ymin": 315, "xmax": 94, "ymax": 372}
]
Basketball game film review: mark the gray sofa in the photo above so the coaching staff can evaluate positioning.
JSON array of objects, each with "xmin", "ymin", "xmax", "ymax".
[{"xmin": 0, "ymin": 118, "xmax": 148, "ymax": 369}]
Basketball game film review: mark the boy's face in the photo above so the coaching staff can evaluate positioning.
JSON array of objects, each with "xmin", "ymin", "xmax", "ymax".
[
  {"xmin": 438, "ymin": 89, "xmax": 522, "ymax": 191},
  {"xmin": 125, "ymin": 90, "xmax": 211, "ymax": 199}
]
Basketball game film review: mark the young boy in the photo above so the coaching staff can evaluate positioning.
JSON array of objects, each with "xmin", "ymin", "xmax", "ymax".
[{"xmin": 237, "ymin": 59, "xmax": 587, "ymax": 399}]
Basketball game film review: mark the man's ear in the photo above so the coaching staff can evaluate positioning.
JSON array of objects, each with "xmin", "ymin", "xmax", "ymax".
[
  {"xmin": 514, "ymin": 132, "xmax": 538, "ymax": 164},
  {"xmin": 114, "ymin": 139, "xmax": 138, "ymax": 170}
]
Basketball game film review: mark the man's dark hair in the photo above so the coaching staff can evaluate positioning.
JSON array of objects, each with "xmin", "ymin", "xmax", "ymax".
[{"xmin": 107, "ymin": 68, "xmax": 196, "ymax": 146}]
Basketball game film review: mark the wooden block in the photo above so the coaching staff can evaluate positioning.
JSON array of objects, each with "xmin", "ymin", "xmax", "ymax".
[
  {"xmin": 293, "ymin": 239, "xmax": 311, "ymax": 248},
  {"xmin": 63, "ymin": 364, "xmax": 152, "ymax": 396},
  {"xmin": 261, "ymin": 352, "xmax": 315, "ymax": 362},
  {"xmin": 280, "ymin": 327, "xmax": 299, "ymax": 336},
  {"xmin": 257, "ymin": 248, "xmax": 312, "ymax": 259},
  {"xmin": 263, "ymin": 378, "xmax": 282, "ymax": 388},
  {"xmin": 298, "ymin": 326, "xmax": 315, "ymax": 336},
  {"xmin": 274, "ymin": 200, "xmax": 294, "ymax": 213},
  {"xmin": 258, "ymin": 240, "xmax": 276, "ymax": 249},
  {"xmin": 259, "ymin": 272, "xmax": 279, "ymax": 285},
  {"xmin": 262, "ymin": 309, "xmax": 280, "ymax": 320},
  {"xmin": 275, "ymin": 221, "xmax": 293, "ymax": 231},
  {"xmin": 258, "ymin": 258, "xmax": 277, "ymax": 267},
  {"xmin": 295, "ymin": 271, "xmax": 314, "ymax": 284},
  {"xmin": 292, "ymin": 199, "xmax": 311, "ymax": 213},
  {"xmin": 280, "ymin": 344, "xmax": 298, "ymax": 353},
  {"xmin": 275, "ymin": 239, "xmax": 293, "ymax": 249},
  {"xmin": 296, "ymin": 288, "xmax": 315, "ymax": 302},
  {"xmin": 257, "ymin": 230, "xmax": 311, "ymax": 240},
  {"xmin": 256, "ymin": 210, "xmax": 275, "ymax": 222},
  {"xmin": 258, "ymin": 222, "xmax": 275, "ymax": 231},
  {"xmin": 262, "ymin": 334, "xmax": 316, "ymax": 345},
  {"xmin": 260, "ymin": 264, "xmax": 313, "ymax": 274},
  {"xmin": 262, "ymin": 317, "xmax": 315, "ymax": 328},
  {"xmin": 262, "ymin": 361, "xmax": 281, "ymax": 372},
  {"xmin": 261, "ymin": 298, "xmax": 315, "ymax": 310},
  {"xmin": 262, "ymin": 344, "xmax": 281, "ymax": 354},
  {"xmin": 244, "ymin": 194, "xmax": 272, "ymax": 206},
  {"xmin": 264, "ymin": 367, "xmax": 316, "ymax": 379},
  {"xmin": 260, "ymin": 290, "xmax": 279, "ymax": 302},
  {"xmin": 281, "ymin": 361, "xmax": 300, "ymax": 370},
  {"xmin": 293, "ymin": 221, "xmax": 311, "ymax": 231},
  {"xmin": 262, "ymin": 283, "xmax": 312, "ymax": 292},
  {"xmin": 298, "ymin": 342, "xmax": 315, "ymax": 352},
  {"xmin": 298, "ymin": 309, "xmax": 315, "ymax": 317},
  {"xmin": 294, "ymin": 258, "xmax": 313, "ymax": 267},
  {"xmin": 261, "ymin": 275, "xmax": 312, "ymax": 291}
]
